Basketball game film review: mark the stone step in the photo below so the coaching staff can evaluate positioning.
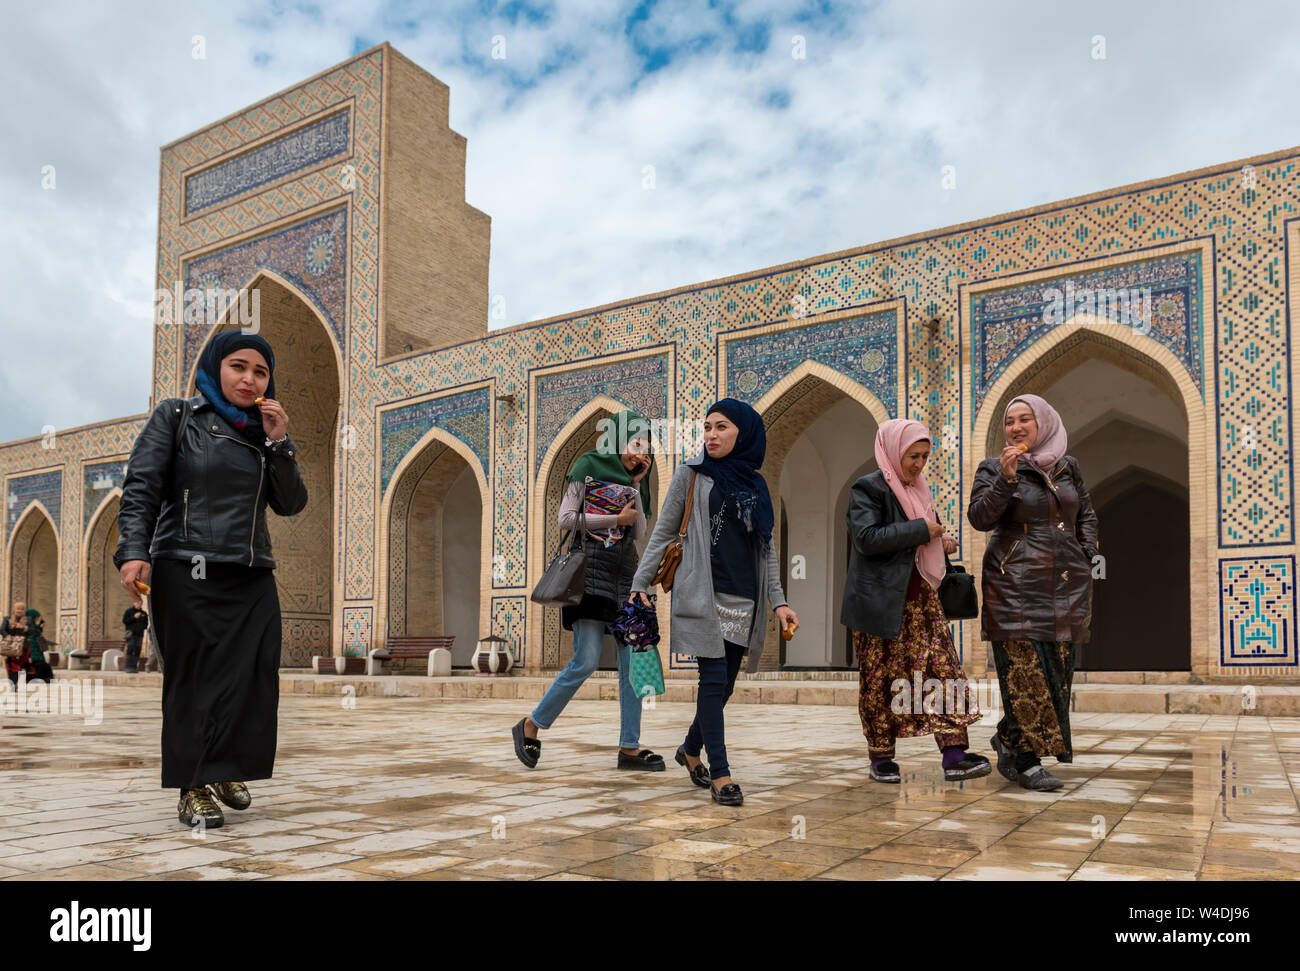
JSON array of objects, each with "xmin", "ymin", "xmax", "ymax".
[{"xmin": 50, "ymin": 670, "xmax": 1300, "ymax": 715}]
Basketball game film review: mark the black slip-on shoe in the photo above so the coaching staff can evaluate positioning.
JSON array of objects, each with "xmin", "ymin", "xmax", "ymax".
[
  {"xmin": 710, "ymin": 782, "xmax": 744, "ymax": 806},
  {"xmin": 617, "ymin": 749, "xmax": 666, "ymax": 771},
  {"xmin": 512, "ymin": 718, "xmax": 541, "ymax": 768},
  {"xmin": 674, "ymin": 746, "xmax": 710, "ymax": 788},
  {"xmin": 869, "ymin": 760, "xmax": 902, "ymax": 784},
  {"xmin": 943, "ymin": 754, "xmax": 993, "ymax": 782},
  {"xmin": 990, "ymin": 733, "xmax": 1018, "ymax": 782}
]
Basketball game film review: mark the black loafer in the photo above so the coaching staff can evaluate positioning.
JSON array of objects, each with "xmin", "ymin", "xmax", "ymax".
[
  {"xmin": 990, "ymin": 733, "xmax": 1018, "ymax": 782},
  {"xmin": 710, "ymin": 782, "xmax": 743, "ymax": 806},
  {"xmin": 943, "ymin": 754, "xmax": 993, "ymax": 782},
  {"xmin": 674, "ymin": 745, "xmax": 710, "ymax": 788},
  {"xmin": 512, "ymin": 718, "xmax": 541, "ymax": 768},
  {"xmin": 869, "ymin": 760, "xmax": 901, "ymax": 784},
  {"xmin": 617, "ymin": 749, "xmax": 666, "ymax": 771}
]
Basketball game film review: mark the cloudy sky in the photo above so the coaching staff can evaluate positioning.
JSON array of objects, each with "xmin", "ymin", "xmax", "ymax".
[{"xmin": 3, "ymin": 0, "xmax": 1300, "ymax": 442}]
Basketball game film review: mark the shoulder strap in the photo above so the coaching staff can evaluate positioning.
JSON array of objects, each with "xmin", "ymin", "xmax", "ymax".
[{"xmin": 678, "ymin": 471, "xmax": 697, "ymax": 538}]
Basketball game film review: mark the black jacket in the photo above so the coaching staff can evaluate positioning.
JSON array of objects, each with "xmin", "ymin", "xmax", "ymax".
[
  {"xmin": 122, "ymin": 607, "xmax": 149, "ymax": 636},
  {"xmin": 840, "ymin": 470, "xmax": 933, "ymax": 641},
  {"xmin": 114, "ymin": 395, "xmax": 308, "ymax": 571},
  {"xmin": 967, "ymin": 454, "xmax": 1099, "ymax": 643}
]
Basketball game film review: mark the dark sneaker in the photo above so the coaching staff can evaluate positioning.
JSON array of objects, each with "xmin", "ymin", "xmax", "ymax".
[
  {"xmin": 178, "ymin": 787, "xmax": 224, "ymax": 828},
  {"xmin": 944, "ymin": 753, "xmax": 993, "ymax": 781},
  {"xmin": 869, "ymin": 760, "xmax": 901, "ymax": 784},
  {"xmin": 989, "ymin": 733, "xmax": 1018, "ymax": 782},
  {"xmin": 208, "ymin": 781, "xmax": 251, "ymax": 811},
  {"xmin": 618, "ymin": 749, "xmax": 666, "ymax": 771},
  {"xmin": 1017, "ymin": 766, "xmax": 1065, "ymax": 791}
]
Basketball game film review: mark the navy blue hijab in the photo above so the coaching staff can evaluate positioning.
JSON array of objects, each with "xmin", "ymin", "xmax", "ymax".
[
  {"xmin": 695, "ymin": 398, "xmax": 774, "ymax": 554},
  {"xmin": 195, "ymin": 331, "xmax": 276, "ymax": 444}
]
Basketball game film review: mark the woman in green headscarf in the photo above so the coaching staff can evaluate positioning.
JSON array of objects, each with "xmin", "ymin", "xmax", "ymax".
[{"xmin": 512, "ymin": 410, "xmax": 664, "ymax": 771}]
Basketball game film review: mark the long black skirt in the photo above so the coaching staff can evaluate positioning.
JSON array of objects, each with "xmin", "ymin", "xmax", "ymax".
[{"xmin": 150, "ymin": 556, "xmax": 281, "ymax": 789}]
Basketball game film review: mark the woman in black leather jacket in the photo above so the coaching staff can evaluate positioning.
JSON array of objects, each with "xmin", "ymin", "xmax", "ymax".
[
  {"xmin": 840, "ymin": 419, "xmax": 991, "ymax": 784},
  {"xmin": 115, "ymin": 331, "xmax": 307, "ymax": 829}
]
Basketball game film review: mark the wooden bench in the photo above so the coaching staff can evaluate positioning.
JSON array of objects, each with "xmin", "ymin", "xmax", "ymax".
[
  {"xmin": 367, "ymin": 636, "xmax": 455, "ymax": 676},
  {"xmin": 69, "ymin": 639, "xmax": 121, "ymax": 671}
]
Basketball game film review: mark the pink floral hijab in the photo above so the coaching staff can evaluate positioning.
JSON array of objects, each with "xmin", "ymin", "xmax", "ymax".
[
  {"xmin": 1005, "ymin": 394, "xmax": 1068, "ymax": 475},
  {"xmin": 874, "ymin": 418, "xmax": 945, "ymax": 591}
]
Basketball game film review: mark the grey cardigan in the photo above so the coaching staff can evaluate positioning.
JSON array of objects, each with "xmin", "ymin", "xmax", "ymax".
[{"xmin": 630, "ymin": 455, "xmax": 787, "ymax": 673}]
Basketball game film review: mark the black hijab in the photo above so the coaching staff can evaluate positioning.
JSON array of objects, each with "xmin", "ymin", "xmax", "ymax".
[{"xmin": 695, "ymin": 398, "xmax": 774, "ymax": 554}]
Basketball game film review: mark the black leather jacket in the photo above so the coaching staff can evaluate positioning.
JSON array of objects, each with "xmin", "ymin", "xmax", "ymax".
[
  {"xmin": 113, "ymin": 395, "xmax": 308, "ymax": 571},
  {"xmin": 840, "ymin": 470, "xmax": 933, "ymax": 640}
]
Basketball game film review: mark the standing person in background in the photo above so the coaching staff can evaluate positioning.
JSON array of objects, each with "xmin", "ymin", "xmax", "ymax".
[{"xmin": 122, "ymin": 605, "xmax": 149, "ymax": 674}]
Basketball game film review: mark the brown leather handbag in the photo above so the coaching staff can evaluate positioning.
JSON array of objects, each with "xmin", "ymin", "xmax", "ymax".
[{"xmin": 650, "ymin": 471, "xmax": 697, "ymax": 592}]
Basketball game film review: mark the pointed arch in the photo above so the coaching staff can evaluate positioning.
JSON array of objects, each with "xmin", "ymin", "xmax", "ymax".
[
  {"xmin": 80, "ymin": 487, "xmax": 129, "ymax": 648},
  {"xmin": 5, "ymin": 500, "xmax": 59, "ymax": 623},
  {"xmin": 753, "ymin": 359, "xmax": 894, "ymax": 430},
  {"xmin": 967, "ymin": 318, "xmax": 1208, "ymax": 675},
  {"xmin": 377, "ymin": 422, "xmax": 492, "ymax": 655},
  {"xmin": 528, "ymin": 394, "xmax": 674, "ymax": 672}
]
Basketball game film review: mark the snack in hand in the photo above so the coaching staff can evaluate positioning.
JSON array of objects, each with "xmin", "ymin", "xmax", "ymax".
[
  {"xmin": 133, "ymin": 579, "xmax": 151, "ymax": 595},
  {"xmin": 254, "ymin": 396, "xmax": 265, "ymax": 405},
  {"xmin": 781, "ymin": 620, "xmax": 799, "ymax": 641},
  {"xmin": 1015, "ymin": 443, "xmax": 1028, "ymax": 452}
]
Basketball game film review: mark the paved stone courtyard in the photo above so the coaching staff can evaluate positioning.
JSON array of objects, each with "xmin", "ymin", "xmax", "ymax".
[{"xmin": 1, "ymin": 682, "xmax": 1298, "ymax": 880}]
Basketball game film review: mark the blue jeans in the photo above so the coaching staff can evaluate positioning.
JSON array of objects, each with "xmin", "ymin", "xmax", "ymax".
[
  {"xmin": 683, "ymin": 641, "xmax": 746, "ymax": 780},
  {"xmin": 531, "ymin": 618, "xmax": 642, "ymax": 749}
]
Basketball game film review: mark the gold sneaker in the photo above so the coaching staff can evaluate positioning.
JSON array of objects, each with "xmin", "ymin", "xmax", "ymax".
[
  {"xmin": 208, "ymin": 781, "xmax": 252, "ymax": 811},
  {"xmin": 178, "ymin": 787, "xmax": 224, "ymax": 828}
]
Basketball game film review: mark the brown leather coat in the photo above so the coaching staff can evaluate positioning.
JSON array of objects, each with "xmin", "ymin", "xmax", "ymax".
[{"xmin": 967, "ymin": 454, "xmax": 1100, "ymax": 644}]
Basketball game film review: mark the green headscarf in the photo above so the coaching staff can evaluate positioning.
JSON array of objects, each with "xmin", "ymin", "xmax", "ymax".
[
  {"xmin": 24, "ymin": 608, "xmax": 43, "ymax": 663},
  {"xmin": 567, "ymin": 410, "xmax": 654, "ymax": 510}
]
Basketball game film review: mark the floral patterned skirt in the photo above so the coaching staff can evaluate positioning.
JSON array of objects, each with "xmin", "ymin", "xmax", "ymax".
[
  {"xmin": 852, "ymin": 582, "xmax": 981, "ymax": 759},
  {"xmin": 989, "ymin": 640, "xmax": 1074, "ymax": 762}
]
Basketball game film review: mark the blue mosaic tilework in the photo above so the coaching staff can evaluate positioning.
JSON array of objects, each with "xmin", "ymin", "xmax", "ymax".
[
  {"xmin": 380, "ymin": 388, "xmax": 490, "ymax": 496},
  {"xmin": 83, "ymin": 460, "xmax": 127, "ymax": 529},
  {"xmin": 970, "ymin": 251, "xmax": 1204, "ymax": 420},
  {"xmin": 1220, "ymin": 557, "xmax": 1297, "ymax": 666},
  {"xmin": 181, "ymin": 207, "xmax": 348, "ymax": 382},
  {"xmin": 490, "ymin": 595, "xmax": 526, "ymax": 665},
  {"xmin": 342, "ymin": 605, "xmax": 372, "ymax": 657},
  {"xmin": 5, "ymin": 470, "xmax": 61, "ymax": 545},
  {"xmin": 724, "ymin": 308, "xmax": 898, "ymax": 414},
  {"xmin": 533, "ymin": 354, "xmax": 670, "ymax": 476},
  {"xmin": 185, "ymin": 110, "xmax": 351, "ymax": 216}
]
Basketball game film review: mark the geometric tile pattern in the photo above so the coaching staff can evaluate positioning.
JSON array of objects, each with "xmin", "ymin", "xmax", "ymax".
[
  {"xmin": 385, "ymin": 440, "xmax": 449, "ymax": 638},
  {"xmin": 1220, "ymin": 557, "xmax": 1298, "ymax": 667},
  {"xmin": 82, "ymin": 460, "xmax": 127, "ymax": 530},
  {"xmin": 489, "ymin": 594, "xmax": 527, "ymax": 665},
  {"xmin": 184, "ymin": 109, "xmax": 351, "ymax": 216},
  {"xmin": 181, "ymin": 206, "xmax": 348, "ymax": 384},
  {"xmin": 725, "ymin": 307, "xmax": 899, "ymax": 415},
  {"xmin": 533, "ymin": 355, "xmax": 670, "ymax": 476},
  {"xmin": 380, "ymin": 388, "xmax": 489, "ymax": 497},
  {"xmin": 342, "ymin": 606, "xmax": 372, "ymax": 658},
  {"xmin": 5, "ymin": 470, "xmax": 62, "ymax": 546},
  {"xmin": 970, "ymin": 250, "xmax": 1204, "ymax": 416}
]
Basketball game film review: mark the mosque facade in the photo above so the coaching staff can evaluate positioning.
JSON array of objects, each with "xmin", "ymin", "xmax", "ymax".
[{"xmin": 2, "ymin": 43, "xmax": 1296, "ymax": 684}]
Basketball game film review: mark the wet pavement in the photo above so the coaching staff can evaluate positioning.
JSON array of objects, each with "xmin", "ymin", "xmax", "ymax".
[{"xmin": 1, "ymin": 683, "xmax": 1298, "ymax": 880}]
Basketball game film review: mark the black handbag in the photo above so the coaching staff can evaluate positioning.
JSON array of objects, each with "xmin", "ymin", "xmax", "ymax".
[
  {"xmin": 530, "ymin": 506, "xmax": 589, "ymax": 607},
  {"xmin": 938, "ymin": 552, "xmax": 978, "ymax": 620}
]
